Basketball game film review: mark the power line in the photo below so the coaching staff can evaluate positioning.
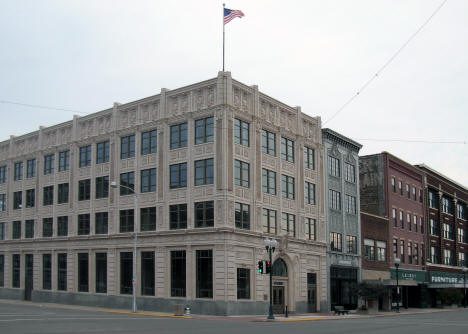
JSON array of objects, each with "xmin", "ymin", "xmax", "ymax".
[
  {"xmin": 0, "ymin": 100, "xmax": 87, "ymax": 115},
  {"xmin": 323, "ymin": 0, "xmax": 449, "ymax": 125},
  {"xmin": 357, "ymin": 138, "xmax": 466, "ymax": 144}
]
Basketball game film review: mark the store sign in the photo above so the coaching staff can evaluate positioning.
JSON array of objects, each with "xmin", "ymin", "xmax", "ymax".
[
  {"xmin": 390, "ymin": 268, "xmax": 427, "ymax": 283},
  {"xmin": 429, "ymin": 271, "xmax": 467, "ymax": 284}
]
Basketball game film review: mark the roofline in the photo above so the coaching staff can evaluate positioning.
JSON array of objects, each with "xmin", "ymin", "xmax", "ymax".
[
  {"xmin": 416, "ymin": 163, "xmax": 468, "ymax": 192},
  {"xmin": 322, "ymin": 128, "xmax": 362, "ymax": 150}
]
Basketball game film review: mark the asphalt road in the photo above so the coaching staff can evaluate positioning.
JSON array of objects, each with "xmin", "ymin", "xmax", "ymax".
[{"xmin": 0, "ymin": 301, "xmax": 467, "ymax": 334}]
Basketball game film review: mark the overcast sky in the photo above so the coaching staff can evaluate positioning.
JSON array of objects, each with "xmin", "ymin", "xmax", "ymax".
[{"xmin": 1, "ymin": 0, "xmax": 466, "ymax": 186}]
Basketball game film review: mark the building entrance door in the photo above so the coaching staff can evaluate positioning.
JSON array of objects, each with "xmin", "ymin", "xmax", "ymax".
[
  {"xmin": 307, "ymin": 273, "xmax": 317, "ymax": 313},
  {"xmin": 24, "ymin": 254, "xmax": 33, "ymax": 301},
  {"xmin": 272, "ymin": 286, "xmax": 284, "ymax": 314}
]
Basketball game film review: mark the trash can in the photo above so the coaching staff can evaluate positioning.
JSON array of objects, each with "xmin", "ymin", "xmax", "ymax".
[{"xmin": 174, "ymin": 304, "xmax": 184, "ymax": 316}]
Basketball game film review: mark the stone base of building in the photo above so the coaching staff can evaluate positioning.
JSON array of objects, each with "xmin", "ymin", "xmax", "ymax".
[{"xmin": 0, "ymin": 288, "xmax": 25, "ymax": 300}]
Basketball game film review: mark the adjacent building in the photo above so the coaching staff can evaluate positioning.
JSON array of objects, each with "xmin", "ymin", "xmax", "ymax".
[
  {"xmin": 0, "ymin": 72, "xmax": 328, "ymax": 315},
  {"xmin": 322, "ymin": 128, "xmax": 362, "ymax": 310}
]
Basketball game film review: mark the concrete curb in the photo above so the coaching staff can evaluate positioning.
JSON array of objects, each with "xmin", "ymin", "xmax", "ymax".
[{"xmin": 100, "ymin": 309, "xmax": 191, "ymax": 319}]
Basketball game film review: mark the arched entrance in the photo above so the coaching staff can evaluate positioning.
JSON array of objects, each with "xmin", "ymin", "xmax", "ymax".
[{"xmin": 272, "ymin": 259, "xmax": 288, "ymax": 314}]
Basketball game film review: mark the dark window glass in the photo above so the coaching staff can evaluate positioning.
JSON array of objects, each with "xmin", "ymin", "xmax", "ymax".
[
  {"xmin": 96, "ymin": 176, "xmax": 109, "ymax": 199},
  {"xmin": 281, "ymin": 137, "xmax": 294, "ymax": 162},
  {"xmin": 262, "ymin": 169, "xmax": 276, "ymax": 195},
  {"xmin": 121, "ymin": 135, "xmax": 136, "ymax": 159},
  {"xmin": 196, "ymin": 250, "xmax": 213, "ymax": 298},
  {"xmin": 120, "ymin": 252, "xmax": 132, "ymax": 294},
  {"xmin": 171, "ymin": 250, "xmax": 186, "ymax": 297},
  {"xmin": 330, "ymin": 232, "xmax": 342, "ymax": 252},
  {"xmin": 194, "ymin": 201, "xmax": 214, "ymax": 228},
  {"xmin": 78, "ymin": 214, "xmax": 90, "ymax": 235},
  {"xmin": 281, "ymin": 175, "xmax": 295, "ymax": 199},
  {"xmin": 344, "ymin": 163, "xmax": 355, "ymax": 183},
  {"xmin": 327, "ymin": 156, "xmax": 340, "ymax": 177},
  {"xmin": 170, "ymin": 163, "xmax": 187, "ymax": 189},
  {"xmin": 78, "ymin": 179, "xmax": 91, "ymax": 201},
  {"xmin": 234, "ymin": 160, "xmax": 249, "ymax": 188},
  {"xmin": 78, "ymin": 253, "xmax": 89, "ymax": 292},
  {"xmin": 170, "ymin": 123, "xmax": 188, "ymax": 149},
  {"xmin": 262, "ymin": 209, "xmax": 277, "ymax": 234},
  {"xmin": 25, "ymin": 220, "xmax": 34, "ymax": 238},
  {"xmin": 234, "ymin": 119, "xmax": 249, "ymax": 147},
  {"xmin": 57, "ymin": 216, "xmax": 68, "ymax": 236},
  {"xmin": 235, "ymin": 202, "xmax": 250, "ymax": 230},
  {"xmin": 95, "ymin": 212, "xmax": 108, "ymax": 234},
  {"xmin": 96, "ymin": 141, "xmax": 110, "ymax": 164},
  {"xmin": 304, "ymin": 147, "xmax": 315, "ymax": 170},
  {"xmin": 79, "ymin": 145, "xmax": 92, "ymax": 167},
  {"xmin": 261, "ymin": 130, "xmax": 276, "ymax": 156},
  {"xmin": 345, "ymin": 195, "xmax": 357, "ymax": 214},
  {"xmin": 141, "ymin": 251, "xmax": 155, "ymax": 296},
  {"xmin": 26, "ymin": 159, "xmax": 36, "ymax": 178},
  {"xmin": 281, "ymin": 213, "xmax": 296, "ymax": 237},
  {"xmin": 329, "ymin": 189, "xmax": 341, "ymax": 210},
  {"xmin": 141, "ymin": 130, "xmax": 157, "ymax": 155},
  {"xmin": 0, "ymin": 223, "xmax": 4, "ymax": 240},
  {"xmin": 42, "ymin": 218, "xmax": 53, "ymax": 237},
  {"xmin": 0, "ymin": 194, "xmax": 5, "ymax": 211},
  {"xmin": 14, "ymin": 162, "xmax": 23, "ymax": 181},
  {"xmin": 0, "ymin": 254, "xmax": 3, "ymax": 287},
  {"xmin": 57, "ymin": 183, "xmax": 69, "ymax": 204},
  {"xmin": 428, "ymin": 189, "xmax": 438, "ymax": 209},
  {"xmin": 120, "ymin": 172, "xmax": 135, "ymax": 195},
  {"xmin": 120, "ymin": 209, "xmax": 134, "ymax": 233},
  {"xmin": 12, "ymin": 221, "xmax": 21, "ymax": 239},
  {"xmin": 194, "ymin": 159, "xmax": 214, "ymax": 186},
  {"xmin": 44, "ymin": 154, "xmax": 55, "ymax": 175},
  {"xmin": 43, "ymin": 185, "xmax": 54, "ymax": 206},
  {"xmin": 95, "ymin": 253, "xmax": 107, "ymax": 293},
  {"xmin": 26, "ymin": 189, "xmax": 35, "ymax": 208},
  {"xmin": 195, "ymin": 117, "xmax": 214, "ymax": 144},
  {"xmin": 141, "ymin": 168, "xmax": 157, "ymax": 192},
  {"xmin": 305, "ymin": 218, "xmax": 316, "ymax": 240},
  {"xmin": 347, "ymin": 235, "xmax": 357, "ymax": 254},
  {"xmin": 170, "ymin": 204, "xmax": 187, "ymax": 229},
  {"xmin": 57, "ymin": 253, "xmax": 67, "ymax": 291},
  {"xmin": 12, "ymin": 254, "xmax": 20, "ymax": 288},
  {"xmin": 140, "ymin": 207, "xmax": 156, "ymax": 232},
  {"xmin": 13, "ymin": 191, "xmax": 22, "ymax": 209},
  {"xmin": 237, "ymin": 268, "xmax": 250, "ymax": 299},
  {"xmin": 0, "ymin": 166, "xmax": 7, "ymax": 183},
  {"xmin": 305, "ymin": 182, "xmax": 316, "ymax": 205},
  {"xmin": 42, "ymin": 254, "xmax": 52, "ymax": 290},
  {"xmin": 58, "ymin": 151, "xmax": 70, "ymax": 172}
]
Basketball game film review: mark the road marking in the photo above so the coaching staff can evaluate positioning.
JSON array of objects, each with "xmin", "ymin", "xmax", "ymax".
[
  {"xmin": 282, "ymin": 318, "xmax": 326, "ymax": 322},
  {"xmin": 100, "ymin": 310, "xmax": 191, "ymax": 319},
  {"xmin": 0, "ymin": 317, "xmax": 152, "ymax": 322}
]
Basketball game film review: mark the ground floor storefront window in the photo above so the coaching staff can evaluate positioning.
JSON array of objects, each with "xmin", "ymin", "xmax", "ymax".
[{"xmin": 330, "ymin": 266, "xmax": 358, "ymax": 310}]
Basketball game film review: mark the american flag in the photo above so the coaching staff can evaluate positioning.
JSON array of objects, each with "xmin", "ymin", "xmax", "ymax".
[{"xmin": 224, "ymin": 8, "xmax": 244, "ymax": 24}]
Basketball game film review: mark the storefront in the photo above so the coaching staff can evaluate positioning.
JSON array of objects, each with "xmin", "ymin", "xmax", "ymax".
[
  {"xmin": 330, "ymin": 266, "xmax": 358, "ymax": 310},
  {"xmin": 428, "ymin": 271, "xmax": 467, "ymax": 307},
  {"xmin": 388, "ymin": 268, "xmax": 428, "ymax": 309}
]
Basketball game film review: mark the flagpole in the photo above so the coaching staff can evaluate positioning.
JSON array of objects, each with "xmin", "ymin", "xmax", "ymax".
[{"xmin": 223, "ymin": 3, "xmax": 225, "ymax": 72}]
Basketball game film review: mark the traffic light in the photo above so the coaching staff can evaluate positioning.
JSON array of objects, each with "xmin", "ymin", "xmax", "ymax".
[
  {"xmin": 265, "ymin": 261, "xmax": 271, "ymax": 274},
  {"xmin": 258, "ymin": 260, "xmax": 264, "ymax": 274}
]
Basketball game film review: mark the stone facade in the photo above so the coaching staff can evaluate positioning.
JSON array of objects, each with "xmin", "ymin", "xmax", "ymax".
[{"xmin": 0, "ymin": 72, "xmax": 327, "ymax": 315}]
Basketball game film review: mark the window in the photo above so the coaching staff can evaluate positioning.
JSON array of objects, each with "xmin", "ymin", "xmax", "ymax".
[
  {"xmin": 347, "ymin": 235, "xmax": 357, "ymax": 254},
  {"xmin": 120, "ymin": 209, "xmax": 134, "ymax": 233},
  {"xmin": 234, "ymin": 119, "xmax": 249, "ymax": 147},
  {"xmin": 428, "ymin": 190, "xmax": 437, "ymax": 208},
  {"xmin": 281, "ymin": 175, "xmax": 295, "ymax": 200},
  {"xmin": 196, "ymin": 250, "xmax": 213, "ymax": 298},
  {"xmin": 406, "ymin": 184, "xmax": 410, "ymax": 198},
  {"xmin": 13, "ymin": 191, "xmax": 22, "ymax": 209},
  {"xmin": 25, "ymin": 220, "xmax": 34, "ymax": 238},
  {"xmin": 281, "ymin": 213, "xmax": 296, "ymax": 237},
  {"xmin": 171, "ymin": 250, "xmax": 186, "ymax": 297},
  {"xmin": 392, "ymin": 208, "xmax": 397, "ymax": 227},
  {"xmin": 408, "ymin": 242, "xmax": 412, "ymax": 264},
  {"xmin": 262, "ymin": 130, "xmax": 276, "ymax": 156},
  {"xmin": 58, "ymin": 150, "xmax": 70, "ymax": 171},
  {"xmin": 430, "ymin": 246, "xmax": 439, "ymax": 264},
  {"xmin": 330, "ymin": 232, "xmax": 342, "ymax": 252},
  {"xmin": 194, "ymin": 201, "xmax": 214, "ymax": 228},
  {"xmin": 237, "ymin": 268, "xmax": 250, "ymax": 299},
  {"xmin": 281, "ymin": 137, "xmax": 294, "ymax": 162},
  {"xmin": 235, "ymin": 203, "xmax": 250, "ymax": 230},
  {"xmin": 305, "ymin": 182, "xmax": 316, "ymax": 205},
  {"xmin": 393, "ymin": 239, "xmax": 398, "ymax": 259},
  {"xmin": 170, "ymin": 204, "xmax": 187, "ymax": 229},
  {"xmin": 304, "ymin": 147, "xmax": 315, "ymax": 170},
  {"xmin": 413, "ymin": 187, "xmax": 416, "ymax": 201},
  {"xmin": 329, "ymin": 189, "xmax": 341, "ymax": 210},
  {"xmin": 407, "ymin": 213, "xmax": 411, "ymax": 231},
  {"xmin": 121, "ymin": 135, "xmax": 135, "ymax": 159},
  {"xmin": 170, "ymin": 163, "xmax": 187, "ymax": 189},
  {"xmin": 0, "ymin": 194, "xmax": 5, "ymax": 211},
  {"xmin": 43, "ymin": 186, "xmax": 54, "ymax": 206},
  {"xmin": 344, "ymin": 163, "xmax": 355, "ymax": 183},
  {"xmin": 120, "ymin": 172, "xmax": 135, "ymax": 195},
  {"xmin": 78, "ymin": 253, "xmax": 89, "ymax": 292},
  {"xmin": 12, "ymin": 221, "xmax": 21, "ymax": 239},
  {"xmin": 414, "ymin": 215, "xmax": 418, "ymax": 232},
  {"xmin": 400, "ymin": 211, "xmax": 404, "ymax": 228},
  {"xmin": 44, "ymin": 154, "xmax": 55, "ymax": 174},
  {"xmin": 194, "ymin": 159, "xmax": 213, "ymax": 186},
  {"xmin": 0, "ymin": 223, "xmax": 4, "ymax": 240},
  {"xmin": 262, "ymin": 169, "xmax": 276, "ymax": 195},
  {"xmin": 459, "ymin": 252, "xmax": 466, "ymax": 267},
  {"xmin": 458, "ymin": 228, "xmax": 467, "ymax": 243},
  {"xmin": 391, "ymin": 177, "xmax": 396, "ymax": 192},
  {"xmin": 141, "ymin": 251, "xmax": 155, "ymax": 296},
  {"xmin": 414, "ymin": 244, "xmax": 419, "ymax": 265},
  {"xmin": 345, "ymin": 195, "xmax": 356, "ymax": 214},
  {"xmin": 12, "ymin": 254, "xmax": 20, "ymax": 288},
  {"xmin": 95, "ymin": 176, "xmax": 109, "ymax": 199},
  {"xmin": 170, "ymin": 123, "xmax": 188, "ymax": 149},
  {"xmin": 26, "ymin": 189, "xmax": 35, "ymax": 208},
  {"xmin": 95, "ymin": 212, "xmax": 108, "ymax": 234},
  {"xmin": 0, "ymin": 255, "xmax": 3, "ymax": 287},
  {"xmin": 305, "ymin": 218, "xmax": 316, "ymax": 240},
  {"xmin": 141, "ymin": 168, "xmax": 157, "ymax": 192},
  {"xmin": 400, "ymin": 240, "xmax": 405, "ymax": 263},
  {"xmin": 42, "ymin": 218, "xmax": 53, "ymax": 237},
  {"xmin": 442, "ymin": 196, "xmax": 453, "ymax": 214},
  {"xmin": 419, "ymin": 189, "xmax": 423, "ymax": 203},
  {"xmin": 457, "ymin": 203, "xmax": 467, "ymax": 220},
  {"xmin": 364, "ymin": 239, "xmax": 375, "ymax": 260},
  {"xmin": 42, "ymin": 254, "xmax": 52, "ymax": 290},
  {"xmin": 263, "ymin": 209, "xmax": 277, "ymax": 234},
  {"xmin": 0, "ymin": 166, "xmax": 6, "ymax": 183},
  {"xmin": 443, "ymin": 249, "xmax": 454, "ymax": 266},
  {"xmin": 96, "ymin": 141, "xmax": 110, "ymax": 164},
  {"xmin": 195, "ymin": 117, "xmax": 214, "ymax": 144},
  {"xmin": 57, "ymin": 183, "xmax": 69, "ymax": 204},
  {"xmin": 443, "ymin": 223, "xmax": 454, "ymax": 240},
  {"xmin": 328, "ymin": 156, "xmax": 340, "ymax": 177},
  {"xmin": 14, "ymin": 162, "xmax": 23, "ymax": 181},
  {"xmin": 57, "ymin": 216, "xmax": 68, "ymax": 236},
  {"xmin": 430, "ymin": 219, "xmax": 439, "ymax": 236},
  {"xmin": 377, "ymin": 241, "xmax": 386, "ymax": 262},
  {"xmin": 120, "ymin": 252, "xmax": 133, "ymax": 294},
  {"xmin": 78, "ymin": 179, "xmax": 91, "ymax": 201},
  {"xmin": 78, "ymin": 214, "xmax": 90, "ymax": 235},
  {"xmin": 420, "ymin": 217, "xmax": 424, "ymax": 234},
  {"xmin": 57, "ymin": 253, "xmax": 67, "ymax": 291},
  {"xmin": 95, "ymin": 253, "xmax": 107, "ymax": 293},
  {"xmin": 79, "ymin": 145, "xmax": 91, "ymax": 167},
  {"xmin": 140, "ymin": 207, "xmax": 156, "ymax": 231},
  {"xmin": 141, "ymin": 130, "xmax": 158, "ymax": 155},
  {"xmin": 26, "ymin": 159, "xmax": 36, "ymax": 178},
  {"xmin": 398, "ymin": 181, "xmax": 402, "ymax": 195},
  {"xmin": 234, "ymin": 160, "xmax": 250, "ymax": 188}
]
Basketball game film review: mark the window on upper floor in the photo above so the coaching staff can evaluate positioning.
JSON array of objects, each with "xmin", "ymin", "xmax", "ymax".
[
  {"xmin": 140, "ymin": 207, "xmax": 156, "ymax": 232},
  {"xmin": 234, "ymin": 160, "xmax": 249, "ymax": 188},
  {"xmin": 391, "ymin": 177, "xmax": 396, "ymax": 192},
  {"xmin": 442, "ymin": 196, "xmax": 454, "ymax": 214},
  {"xmin": 305, "ymin": 182, "xmax": 316, "ymax": 205},
  {"xmin": 400, "ymin": 240, "xmax": 405, "ymax": 263},
  {"xmin": 235, "ymin": 202, "xmax": 250, "ymax": 230},
  {"xmin": 304, "ymin": 147, "xmax": 315, "ymax": 170},
  {"xmin": 262, "ymin": 169, "xmax": 276, "ymax": 195},
  {"xmin": 58, "ymin": 150, "xmax": 70, "ymax": 172},
  {"xmin": 392, "ymin": 208, "xmax": 397, "ymax": 227},
  {"xmin": 262, "ymin": 130, "xmax": 276, "ymax": 156},
  {"xmin": 57, "ymin": 183, "xmax": 69, "ymax": 204},
  {"xmin": 282, "ymin": 213, "xmax": 295, "ymax": 237},
  {"xmin": 121, "ymin": 135, "xmax": 135, "ymax": 159},
  {"xmin": 57, "ymin": 216, "xmax": 68, "ymax": 236},
  {"xmin": 119, "ymin": 209, "xmax": 134, "ymax": 233},
  {"xmin": 170, "ymin": 123, "xmax": 188, "ymax": 150},
  {"xmin": 456, "ymin": 203, "xmax": 466, "ymax": 220},
  {"xmin": 327, "ymin": 156, "xmax": 340, "ymax": 177},
  {"xmin": 281, "ymin": 137, "xmax": 294, "ymax": 163},
  {"xmin": 78, "ymin": 214, "xmax": 90, "ymax": 235},
  {"xmin": 194, "ymin": 201, "xmax": 214, "ymax": 228},
  {"xmin": 120, "ymin": 172, "xmax": 135, "ymax": 195},
  {"xmin": 26, "ymin": 159, "xmax": 36, "ymax": 178},
  {"xmin": 170, "ymin": 204, "xmax": 187, "ymax": 229},
  {"xmin": 330, "ymin": 232, "xmax": 342, "ymax": 252},
  {"xmin": 25, "ymin": 219, "xmax": 34, "ymax": 238},
  {"xmin": 170, "ymin": 163, "xmax": 187, "ymax": 189},
  {"xmin": 457, "ymin": 227, "xmax": 467, "ymax": 243},
  {"xmin": 14, "ymin": 162, "xmax": 23, "ymax": 181},
  {"xmin": 377, "ymin": 241, "xmax": 386, "ymax": 262},
  {"xmin": 305, "ymin": 218, "xmax": 316, "ymax": 241},
  {"xmin": 443, "ymin": 249, "xmax": 454, "ymax": 266},
  {"xmin": 459, "ymin": 252, "xmax": 466, "ymax": 267},
  {"xmin": 43, "ymin": 186, "xmax": 54, "ymax": 206},
  {"xmin": 329, "ymin": 189, "xmax": 341, "ymax": 211},
  {"xmin": 428, "ymin": 189, "xmax": 438, "ymax": 209},
  {"xmin": 44, "ymin": 154, "xmax": 55, "ymax": 175},
  {"xmin": 364, "ymin": 239, "xmax": 374, "ymax": 260},
  {"xmin": 398, "ymin": 181, "xmax": 402, "ymax": 195},
  {"xmin": 345, "ymin": 195, "xmax": 356, "ymax": 214},
  {"xmin": 0, "ymin": 166, "xmax": 6, "ymax": 184},
  {"xmin": 430, "ymin": 246, "xmax": 439, "ymax": 264},
  {"xmin": 0, "ymin": 222, "xmax": 4, "ymax": 240},
  {"xmin": 95, "ymin": 212, "xmax": 108, "ymax": 235},
  {"xmin": 234, "ymin": 119, "xmax": 249, "ymax": 147},
  {"xmin": 0, "ymin": 194, "xmax": 6, "ymax": 212},
  {"xmin": 25, "ymin": 189, "xmax": 35, "ymax": 208},
  {"xmin": 263, "ymin": 208, "xmax": 277, "ymax": 235},
  {"xmin": 347, "ymin": 235, "xmax": 357, "ymax": 254},
  {"xmin": 412, "ymin": 187, "xmax": 416, "ymax": 201},
  {"xmin": 12, "ymin": 221, "xmax": 21, "ymax": 239},
  {"xmin": 13, "ymin": 191, "xmax": 22, "ymax": 210},
  {"xmin": 141, "ymin": 130, "xmax": 157, "ymax": 155},
  {"xmin": 42, "ymin": 218, "xmax": 53, "ymax": 238},
  {"xmin": 194, "ymin": 159, "xmax": 213, "ymax": 186},
  {"xmin": 443, "ymin": 223, "xmax": 454, "ymax": 240},
  {"xmin": 195, "ymin": 117, "xmax": 214, "ymax": 145},
  {"xmin": 79, "ymin": 145, "xmax": 92, "ymax": 167},
  {"xmin": 281, "ymin": 175, "xmax": 295, "ymax": 200},
  {"xmin": 344, "ymin": 163, "xmax": 355, "ymax": 183},
  {"xmin": 399, "ymin": 211, "xmax": 404, "ymax": 228},
  {"xmin": 141, "ymin": 168, "xmax": 157, "ymax": 192},
  {"xmin": 406, "ymin": 184, "xmax": 410, "ymax": 198},
  {"xmin": 96, "ymin": 141, "xmax": 110, "ymax": 164},
  {"xmin": 407, "ymin": 213, "xmax": 411, "ymax": 231},
  {"xmin": 78, "ymin": 179, "xmax": 91, "ymax": 201},
  {"xmin": 430, "ymin": 218, "xmax": 439, "ymax": 236},
  {"xmin": 96, "ymin": 176, "xmax": 109, "ymax": 199}
]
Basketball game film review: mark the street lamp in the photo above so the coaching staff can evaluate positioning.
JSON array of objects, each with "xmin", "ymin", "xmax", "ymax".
[
  {"xmin": 264, "ymin": 237, "xmax": 277, "ymax": 320},
  {"xmin": 394, "ymin": 257, "xmax": 401, "ymax": 313},
  {"xmin": 463, "ymin": 267, "xmax": 467, "ymax": 308},
  {"xmin": 110, "ymin": 181, "xmax": 138, "ymax": 313}
]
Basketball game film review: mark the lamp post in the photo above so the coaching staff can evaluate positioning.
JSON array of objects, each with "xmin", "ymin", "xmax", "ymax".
[
  {"xmin": 463, "ymin": 267, "xmax": 467, "ymax": 308},
  {"xmin": 264, "ymin": 237, "xmax": 277, "ymax": 320},
  {"xmin": 394, "ymin": 257, "xmax": 401, "ymax": 313},
  {"xmin": 110, "ymin": 181, "xmax": 138, "ymax": 313}
]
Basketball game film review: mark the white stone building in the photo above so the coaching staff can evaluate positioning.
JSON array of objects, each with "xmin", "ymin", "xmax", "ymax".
[{"xmin": 0, "ymin": 72, "xmax": 327, "ymax": 315}]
